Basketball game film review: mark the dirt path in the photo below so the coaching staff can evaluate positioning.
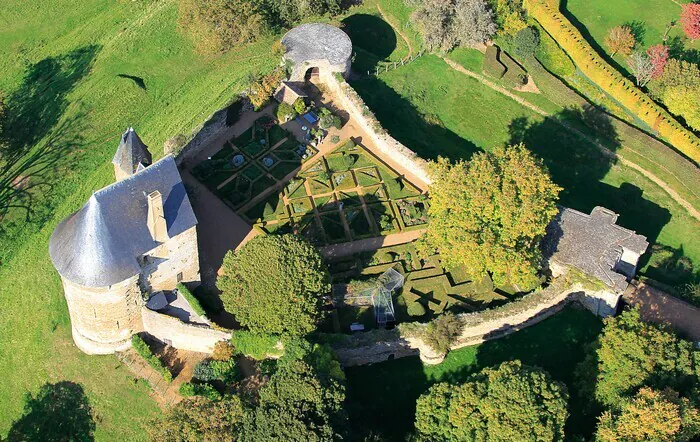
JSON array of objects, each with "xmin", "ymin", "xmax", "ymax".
[
  {"xmin": 377, "ymin": 5, "xmax": 414, "ymax": 60},
  {"xmin": 320, "ymin": 228, "xmax": 426, "ymax": 258},
  {"xmin": 440, "ymin": 57, "xmax": 700, "ymax": 223},
  {"xmin": 624, "ymin": 282, "xmax": 700, "ymax": 341}
]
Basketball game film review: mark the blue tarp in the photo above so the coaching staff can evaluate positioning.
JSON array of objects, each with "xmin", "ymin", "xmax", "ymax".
[{"xmin": 302, "ymin": 111, "xmax": 319, "ymax": 124}]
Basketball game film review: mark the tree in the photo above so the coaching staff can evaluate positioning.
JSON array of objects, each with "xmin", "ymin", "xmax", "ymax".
[
  {"xmin": 680, "ymin": 3, "xmax": 700, "ymax": 40},
  {"xmin": 454, "ymin": 0, "xmax": 497, "ymax": 47},
  {"xmin": 513, "ymin": 26, "xmax": 540, "ymax": 59},
  {"xmin": 421, "ymin": 145, "xmax": 560, "ymax": 290},
  {"xmin": 411, "ymin": 0, "xmax": 459, "ymax": 52},
  {"xmin": 415, "ymin": 361, "xmax": 569, "ymax": 441},
  {"xmin": 149, "ymin": 396, "xmax": 244, "ymax": 442},
  {"xmin": 596, "ymin": 388, "xmax": 700, "ymax": 442},
  {"xmin": 276, "ymin": 102, "xmax": 297, "ymax": 123},
  {"xmin": 646, "ymin": 44, "xmax": 669, "ymax": 80},
  {"xmin": 663, "ymin": 84, "xmax": 700, "ymax": 131},
  {"xmin": 248, "ymin": 68, "xmax": 286, "ymax": 110},
  {"xmin": 627, "ymin": 51, "xmax": 654, "ymax": 87},
  {"xmin": 178, "ymin": 0, "xmax": 270, "ymax": 54},
  {"xmin": 605, "ymin": 26, "xmax": 635, "ymax": 56},
  {"xmin": 268, "ymin": 0, "xmax": 341, "ymax": 28},
  {"xmin": 242, "ymin": 360, "xmax": 346, "ymax": 441},
  {"xmin": 491, "ymin": 0, "xmax": 527, "ymax": 37},
  {"xmin": 218, "ymin": 234, "xmax": 330, "ymax": 336},
  {"xmin": 293, "ymin": 97, "xmax": 307, "ymax": 114},
  {"xmin": 576, "ymin": 309, "xmax": 699, "ymax": 410},
  {"xmin": 422, "ymin": 313, "xmax": 462, "ymax": 354}
]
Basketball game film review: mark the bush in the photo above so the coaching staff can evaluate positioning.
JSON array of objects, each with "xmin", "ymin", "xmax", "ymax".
[
  {"xmin": 177, "ymin": 283, "xmax": 206, "ymax": 318},
  {"xmin": 293, "ymin": 97, "xmax": 307, "ymax": 114},
  {"xmin": 179, "ymin": 382, "xmax": 221, "ymax": 401},
  {"xmin": 513, "ymin": 26, "xmax": 540, "ymax": 59},
  {"xmin": 483, "ymin": 45, "xmax": 506, "ymax": 79},
  {"xmin": 210, "ymin": 359, "xmax": 241, "ymax": 383},
  {"xmin": 193, "ymin": 360, "xmax": 217, "ymax": 382},
  {"xmin": 230, "ymin": 330, "xmax": 282, "ymax": 360},
  {"xmin": 213, "ymin": 341, "xmax": 235, "ymax": 361},
  {"xmin": 131, "ymin": 335, "xmax": 173, "ymax": 382},
  {"xmin": 422, "ymin": 313, "xmax": 463, "ymax": 354},
  {"xmin": 276, "ymin": 102, "xmax": 297, "ymax": 123},
  {"xmin": 407, "ymin": 301, "xmax": 427, "ymax": 317},
  {"xmin": 330, "ymin": 135, "xmax": 340, "ymax": 144}
]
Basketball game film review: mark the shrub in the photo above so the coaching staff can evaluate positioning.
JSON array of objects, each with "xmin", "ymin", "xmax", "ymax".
[
  {"xmin": 330, "ymin": 135, "xmax": 340, "ymax": 143},
  {"xmin": 210, "ymin": 359, "xmax": 241, "ymax": 383},
  {"xmin": 230, "ymin": 330, "xmax": 282, "ymax": 360},
  {"xmin": 422, "ymin": 313, "xmax": 463, "ymax": 354},
  {"xmin": 193, "ymin": 360, "xmax": 217, "ymax": 382},
  {"xmin": 276, "ymin": 102, "xmax": 296, "ymax": 123},
  {"xmin": 407, "ymin": 301, "xmax": 427, "ymax": 317},
  {"xmin": 483, "ymin": 45, "xmax": 506, "ymax": 78},
  {"xmin": 513, "ymin": 26, "xmax": 540, "ymax": 59},
  {"xmin": 293, "ymin": 97, "xmax": 307, "ymax": 114},
  {"xmin": 213, "ymin": 341, "xmax": 235, "ymax": 361},
  {"xmin": 177, "ymin": 283, "xmax": 206, "ymax": 318},
  {"xmin": 131, "ymin": 335, "xmax": 173, "ymax": 382},
  {"xmin": 179, "ymin": 382, "xmax": 221, "ymax": 401}
]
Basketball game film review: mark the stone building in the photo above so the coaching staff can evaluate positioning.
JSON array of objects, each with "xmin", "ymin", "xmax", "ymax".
[
  {"xmin": 49, "ymin": 128, "xmax": 228, "ymax": 355},
  {"xmin": 281, "ymin": 23, "xmax": 353, "ymax": 82},
  {"xmin": 542, "ymin": 206, "xmax": 649, "ymax": 316}
]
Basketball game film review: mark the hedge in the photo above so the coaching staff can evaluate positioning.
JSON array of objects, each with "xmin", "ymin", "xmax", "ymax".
[
  {"xmin": 131, "ymin": 335, "xmax": 173, "ymax": 382},
  {"xmin": 484, "ymin": 45, "xmax": 507, "ymax": 79},
  {"xmin": 524, "ymin": 0, "xmax": 700, "ymax": 163},
  {"xmin": 499, "ymin": 49, "xmax": 528, "ymax": 87},
  {"xmin": 177, "ymin": 283, "xmax": 206, "ymax": 318}
]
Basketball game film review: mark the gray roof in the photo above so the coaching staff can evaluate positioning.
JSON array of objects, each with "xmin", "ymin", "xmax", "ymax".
[
  {"xmin": 542, "ymin": 206, "xmax": 649, "ymax": 292},
  {"xmin": 112, "ymin": 128, "xmax": 152, "ymax": 177},
  {"xmin": 49, "ymin": 155, "xmax": 197, "ymax": 288},
  {"xmin": 282, "ymin": 23, "xmax": 352, "ymax": 67}
]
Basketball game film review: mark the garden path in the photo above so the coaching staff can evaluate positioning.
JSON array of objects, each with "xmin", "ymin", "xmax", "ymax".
[{"xmin": 320, "ymin": 228, "xmax": 426, "ymax": 258}]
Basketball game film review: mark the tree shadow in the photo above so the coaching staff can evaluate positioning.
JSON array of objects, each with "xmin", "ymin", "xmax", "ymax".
[
  {"xmin": 350, "ymin": 76, "xmax": 480, "ymax": 160},
  {"xmin": 6, "ymin": 381, "xmax": 95, "ymax": 442},
  {"xmin": 667, "ymin": 35, "xmax": 700, "ymax": 65},
  {"xmin": 116, "ymin": 74, "xmax": 147, "ymax": 91},
  {"xmin": 342, "ymin": 13, "xmax": 397, "ymax": 74},
  {"xmin": 623, "ymin": 20, "xmax": 646, "ymax": 47}
]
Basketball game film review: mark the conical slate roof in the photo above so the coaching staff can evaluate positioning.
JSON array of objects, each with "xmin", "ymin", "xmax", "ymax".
[
  {"xmin": 49, "ymin": 155, "xmax": 197, "ymax": 288},
  {"xmin": 112, "ymin": 127, "xmax": 152, "ymax": 177}
]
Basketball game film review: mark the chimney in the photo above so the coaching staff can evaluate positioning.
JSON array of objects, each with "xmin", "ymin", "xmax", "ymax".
[{"xmin": 146, "ymin": 191, "xmax": 169, "ymax": 242}]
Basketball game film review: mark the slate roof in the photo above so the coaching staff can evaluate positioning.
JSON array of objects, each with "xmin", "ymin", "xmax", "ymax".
[
  {"xmin": 49, "ymin": 155, "xmax": 197, "ymax": 288},
  {"xmin": 112, "ymin": 128, "xmax": 152, "ymax": 177},
  {"xmin": 282, "ymin": 23, "xmax": 352, "ymax": 67},
  {"xmin": 542, "ymin": 206, "xmax": 649, "ymax": 292}
]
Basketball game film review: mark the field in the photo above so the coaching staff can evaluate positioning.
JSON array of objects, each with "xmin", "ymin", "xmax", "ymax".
[
  {"xmin": 350, "ymin": 55, "xmax": 700, "ymax": 288},
  {"xmin": 345, "ymin": 306, "xmax": 604, "ymax": 440},
  {"xmin": 0, "ymin": 0, "xmax": 278, "ymax": 437},
  {"xmin": 564, "ymin": 0, "xmax": 700, "ymax": 75}
]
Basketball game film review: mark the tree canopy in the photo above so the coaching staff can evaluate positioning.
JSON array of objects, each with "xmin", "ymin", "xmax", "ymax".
[
  {"xmin": 149, "ymin": 396, "xmax": 244, "ymax": 442},
  {"xmin": 218, "ymin": 234, "xmax": 330, "ymax": 336},
  {"xmin": 415, "ymin": 360, "xmax": 569, "ymax": 441},
  {"xmin": 421, "ymin": 145, "xmax": 560, "ymax": 290}
]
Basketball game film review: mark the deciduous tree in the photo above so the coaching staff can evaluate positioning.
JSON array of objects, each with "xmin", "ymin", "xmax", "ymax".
[
  {"xmin": 421, "ymin": 145, "xmax": 560, "ymax": 290},
  {"xmin": 646, "ymin": 44, "xmax": 669, "ymax": 80},
  {"xmin": 415, "ymin": 361, "xmax": 569, "ymax": 441},
  {"xmin": 454, "ymin": 0, "xmax": 497, "ymax": 47},
  {"xmin": 596, "ymin": 387, "xmax": 700, "ymax": 442},
  {"xmin": 605, "ymin": 25, "xmax": 635, "ymax": 56},
  {"xmin": 663, "ymin": 84, "xmax": 700, "ymax": 131},
  {"xmin": 218, "ymin": 234, "xmax": 330, "ymax": 337},
  {"xmin": 627, "ymin": 51, "xmax": 654, "ymax": 87},
  {"xmin": 410, "ymin": 0, "xmax": 497, "ymax": 51},
  {"xmin": 680, "ymin": 3, "xmax": 700, "ymax": 40},
  {"xmin": 149, "ymin": 396, "xmax": 244, "ymax": 442}
]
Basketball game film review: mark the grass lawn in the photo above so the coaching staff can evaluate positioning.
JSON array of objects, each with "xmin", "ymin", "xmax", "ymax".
[
  {"xmin": 565, "ymin": 0, "xmax": 700, "ymax": 76},
  {"xmin": 344, "ymin": 306, "xmax": 603, "ymax": 441},
  {"xmin": 350, "ymin": 55, "xmax": 700, "ymax": 288},
  {"xmin": 0, "ymin": 0, "xmax": 278, "ymax": 437}
]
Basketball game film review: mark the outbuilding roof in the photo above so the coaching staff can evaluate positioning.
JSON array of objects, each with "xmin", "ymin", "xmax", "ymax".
[
  {"xmin": 542, "ymin": 206, "xmax": 649, "ymax": 292},
  {"xmin": 49, "ymin": 155, "xmax": 197, "ymax": 288},
  {"xmin": 282, "ymin": 23, "xmax": 352, "ymax": 67},
  {"xmin": 112, "ymin": 128, "xmax": 152, "ymax": 178}
]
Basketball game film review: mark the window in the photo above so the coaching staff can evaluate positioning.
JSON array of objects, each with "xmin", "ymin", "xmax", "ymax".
[{"xmin": 176, "ymin": 272, "xmax": 183, "ymax": 283}]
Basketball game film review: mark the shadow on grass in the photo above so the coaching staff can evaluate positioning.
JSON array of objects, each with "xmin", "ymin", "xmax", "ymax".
[
  {"xmin": 342, "ymin": 13, "xmax": 397, "ymax": 74},
  {"xmin": 6, "ymin": 381, "xmax": 95, "ymax": 441}
]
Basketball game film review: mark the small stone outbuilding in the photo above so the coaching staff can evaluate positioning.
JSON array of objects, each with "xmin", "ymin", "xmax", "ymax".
[{"xmin": 281, "ymin": 23, "xmax": 353, "ymax": 82}]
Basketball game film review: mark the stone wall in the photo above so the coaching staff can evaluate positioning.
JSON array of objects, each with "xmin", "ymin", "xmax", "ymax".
[
  {"xmin": 140, "ymin": 226, "xmax": 200, "ymax": 292},
  {"xmin": 175, "ymin": 107, "xmax": 229, "ymax": 167},
  {"xmin": 325, "ymin": 75, "xmax": 433, "ymax": 187},
  {"xmin": 141, "ymin": 308, "xmax": 231, "ymax": 353},
  {"xmin": 62, "ymin": 275, "xmax": 144, "ymax": 355},
  {"xmin": 289, "ymin": 59, "xmax": 350, "ymax": 83}
]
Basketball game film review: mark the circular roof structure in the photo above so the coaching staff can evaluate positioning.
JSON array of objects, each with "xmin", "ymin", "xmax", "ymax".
[{"xmin": 282, "ymin": 23, "xmax": 352, "ymax": 67}]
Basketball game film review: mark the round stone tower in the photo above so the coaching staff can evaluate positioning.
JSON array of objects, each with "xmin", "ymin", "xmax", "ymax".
[{"xmin": 281, "ymin": 23, "xmax": 353, "ymax": 82}]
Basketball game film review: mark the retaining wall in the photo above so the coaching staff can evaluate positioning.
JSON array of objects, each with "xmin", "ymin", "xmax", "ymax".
[{"xmin": 141, "ymin": 308, "xmax": 231, "ymax": 353}]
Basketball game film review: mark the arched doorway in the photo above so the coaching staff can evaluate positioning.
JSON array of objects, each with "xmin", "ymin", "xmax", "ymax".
[{"xmin": 304, "ymin": 67, "xmax": 320, "ymax": 81}]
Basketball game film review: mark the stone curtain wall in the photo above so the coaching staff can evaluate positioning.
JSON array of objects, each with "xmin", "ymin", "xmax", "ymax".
[
  {"xmin": 141, "ymin": 308, "xmax": 231, "ymax": 353},
  {"xmin": 326, "ymin": 75, "xmax": 433, "ymax": 187},
  {"xmin": 175, "ymin": 107, "xmax": 229, "ymax": 166},
  {"xmin": 139, "ymin": 227, "xmax": 201, "ymax": 293}
]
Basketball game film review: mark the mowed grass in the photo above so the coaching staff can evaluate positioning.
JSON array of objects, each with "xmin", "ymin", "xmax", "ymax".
[
  {"xmin": 350, "ymin": 55, "xmax": 700, "ymax": 287},
  {"xmin": 565, "ymin": 0, "xmax": 700, "ymax": 74},
  {"xmin": 0, "ymin": 0, "xmax": 277, "ymax": 438},
  {"xmin": 345, "ymin": 306, "xmax": 603, "ymax": 440}
]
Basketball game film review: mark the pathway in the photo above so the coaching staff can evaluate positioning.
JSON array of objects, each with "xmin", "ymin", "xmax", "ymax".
[
  {"xmin": 116, "ymin": 349, "xmax": 182, "ymax": 408},
  {"xmin": 320, "ymin": 228, "xmax": 426, "ymax": 258},
  {"xmin": 624, "ymin": 281, "xmax": 700, "ymax": 341},
  {"xmin": 376, "ymin": 5, "xmax": 414, "ymax": 60},
  {"xmin": 440, "ymin": 56, "xmax": 700, "ymax": 223}
]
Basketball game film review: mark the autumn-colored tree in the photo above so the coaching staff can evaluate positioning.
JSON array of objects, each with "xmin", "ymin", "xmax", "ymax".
[
  {"xmin": 605, "ymin": 25, "xmax": 635, "ymax": 56},
  {"xmin": 627, "ymin": 51, "xmax": 654, "ymax": 87},
  {"xmin": 664, "ymin": 84, "xmax": 700, "ymax": 131},
  {"xmin": 680, "ymin": 3, "xmax": 700, "ymax": 40},
  {"xmin": 421, "ymin": 145, "xmax": 560, "ymax": 290},
  {"xmin": 596, "ymin": 387, "xmax": 700, "ymax": 442},
  {"xmin": 415, "ymin": 361, "xmax": 569, "ymax": 441},
  {"xmin": 149, "ymin": 396, "xmax": 245, "ymax": 442},
  {"xmin": 646, "ymin": 44, "xmax": 669, "ymax": 80},
  {"xmin": 247, "ymin": 68, "xmax": 286, "ymax": 110}
]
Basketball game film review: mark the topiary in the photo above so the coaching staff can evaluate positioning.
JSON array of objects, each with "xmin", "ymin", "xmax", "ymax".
[{"xmin": 407, "ymin": 301, "xmax": 427, "ymax": 317}]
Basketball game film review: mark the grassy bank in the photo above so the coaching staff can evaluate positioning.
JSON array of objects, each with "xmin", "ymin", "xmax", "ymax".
[{"xmin": 345, "ymin": 306, "xmax": 603, "ymax": 440}]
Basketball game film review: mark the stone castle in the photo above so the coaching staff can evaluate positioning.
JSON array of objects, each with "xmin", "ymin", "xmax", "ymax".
[{"xmin": 49, "ymin": 128, "xmax": 227, "ymax": 354}]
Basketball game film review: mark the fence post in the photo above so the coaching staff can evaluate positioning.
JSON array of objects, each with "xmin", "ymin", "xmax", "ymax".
[
  {"xmin": 375, "ymin": 66, "xmax": 379, "ymax": 76},
  {"xmin": 385, "ymin": 65, "xmax": 388, "ymax": 73},
  {"xmin": 394, "ymin": 62, "xmax": 397, "ymax": 69}
]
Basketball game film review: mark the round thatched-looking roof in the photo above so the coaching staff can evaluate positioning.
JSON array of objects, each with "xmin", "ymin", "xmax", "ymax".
[{"xmin": 282, "ymin": 23, "xmax": 352, "ymax": 68}]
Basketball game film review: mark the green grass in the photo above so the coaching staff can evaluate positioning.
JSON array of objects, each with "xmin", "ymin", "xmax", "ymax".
[
  {"xmin": 0, "ymin": 0, "xmax": 278, "ymax": 437},
  {"xmin": 344, "ymin": 306, "xmax": 603, "ymax": 441},
  {"xmin": 565, "ymin": 0, "xmax": 700, "ymax": 76},
  {"xmin": 351, "ymin": 55, "xmax": 700, "ymax": 288}
]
